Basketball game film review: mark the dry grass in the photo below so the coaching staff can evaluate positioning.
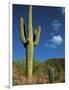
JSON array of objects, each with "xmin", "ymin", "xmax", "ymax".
[
  {"xmin": 13, "ymin": 58, "xmax": 65, "ymax": 85},
  {"xmin": 13, "ymin": 63, "xmax": 48, "ymax": 85}
]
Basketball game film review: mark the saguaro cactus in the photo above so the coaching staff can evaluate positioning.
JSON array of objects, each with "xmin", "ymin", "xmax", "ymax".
[{"xmin": 20, "ymin": 5, "xmax": 41, "ymax": 83}]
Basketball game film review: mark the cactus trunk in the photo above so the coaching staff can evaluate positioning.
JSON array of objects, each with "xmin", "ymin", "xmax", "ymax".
[
  {"xmin": 20, "ymin": 5, "xmax": 41, "ymax": 84},
  {"xmin": 26, "ymin": 43, "xmax": 34, "ymax": 83},
  {"xmin": 26, "ymin": 5, "xmax": 33, "ymax": 83}
]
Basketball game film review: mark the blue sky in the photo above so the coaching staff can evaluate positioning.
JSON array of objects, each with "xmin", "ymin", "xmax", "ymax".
[{"xmin": 13, "ymin": 4, "xmax": 65, "ymax": 62}]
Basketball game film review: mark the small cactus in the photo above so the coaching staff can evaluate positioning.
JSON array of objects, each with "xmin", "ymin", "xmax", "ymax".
[
  {"xmin": 47, "ymin": 66, "xmax": 55, "ymax": 83},
  {"xmin": 19, "ymin": 5, "xmax": 41, "ymax": 83}
]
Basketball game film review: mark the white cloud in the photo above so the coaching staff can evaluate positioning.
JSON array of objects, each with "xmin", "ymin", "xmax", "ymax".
[
  {"xmin": 45, "ymin": 35, "xmax": 63, "ymax": 49},
  {"xmin": 52, "ymin": 19, "xmax": 62, "ymax": 31},
  {"xmin": 51, "ymin": 35, "xmax": 63, "ymax": 45}
]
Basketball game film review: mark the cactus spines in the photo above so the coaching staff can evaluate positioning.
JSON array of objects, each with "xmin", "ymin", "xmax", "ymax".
[{"xmin": 20, "ymin": 5, "xmax": 41, "ymax": 83}]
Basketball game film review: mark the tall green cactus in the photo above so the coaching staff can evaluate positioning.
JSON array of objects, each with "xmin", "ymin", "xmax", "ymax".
[{"xmin": 20, "ymin": 5, "xmax": 41, "ymax": 83}]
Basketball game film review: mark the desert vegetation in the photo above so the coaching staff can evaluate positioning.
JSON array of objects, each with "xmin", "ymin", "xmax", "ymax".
[{"xmin": 13, "ymin": 58, "xmax": 65, "ymax": 85}]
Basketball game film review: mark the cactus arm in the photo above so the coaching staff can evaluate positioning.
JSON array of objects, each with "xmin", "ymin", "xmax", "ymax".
[
  {"xmin": 20, "ymin": 17, "xmax": 27, "ymax": 44},
  {"xmin": 33, "ymin": 26, "xmax": 41, "ymax": 46}
]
